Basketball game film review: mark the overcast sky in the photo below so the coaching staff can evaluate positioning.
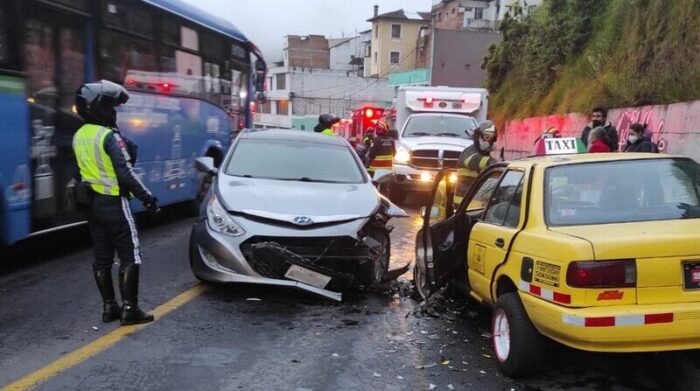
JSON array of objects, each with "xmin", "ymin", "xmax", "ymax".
[{"xmin": 182, "ymin": 0, "xmax": 433, "ymax": 62}]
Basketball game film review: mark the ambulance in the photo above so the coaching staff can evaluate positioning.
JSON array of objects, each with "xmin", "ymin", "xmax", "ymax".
[{"xmin": 389, "ymin": 86, "xmax": 489, "ymax": 204}]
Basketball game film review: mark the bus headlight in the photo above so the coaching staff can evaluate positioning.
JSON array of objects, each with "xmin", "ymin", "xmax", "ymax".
[
  {"xmin": 207, "ymin": 196, "xmax": 246, "ymax": 237},
  {"xmin": 394, "ymin": 148, "xmax": 410, "ymax": 164}
]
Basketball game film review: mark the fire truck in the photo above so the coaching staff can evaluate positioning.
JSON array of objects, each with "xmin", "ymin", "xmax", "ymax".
[{"xmin": 345, "ymin": 105, "xmax": 389, "ymax": 145}]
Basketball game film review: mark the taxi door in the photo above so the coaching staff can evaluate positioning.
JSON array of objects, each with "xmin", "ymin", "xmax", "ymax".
[{"xmin": 466, "ymin": 170, "xmax": 526, "ymax": 304}]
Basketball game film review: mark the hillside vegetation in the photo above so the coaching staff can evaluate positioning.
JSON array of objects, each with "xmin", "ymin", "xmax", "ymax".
[{"xmin": 483, "ymin": 0, "xmax": 700, "ymax": 124}]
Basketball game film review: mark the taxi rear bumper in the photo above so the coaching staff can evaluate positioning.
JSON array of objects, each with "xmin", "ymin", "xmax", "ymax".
[{"xmin": 520, "ymin": 292, "xmax": 700, "ymax": 352}]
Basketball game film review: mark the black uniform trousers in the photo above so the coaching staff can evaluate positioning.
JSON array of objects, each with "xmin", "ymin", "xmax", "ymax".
[{"xmin": 88, "ymin": 194, "xmax": 142, "ymax": 272}]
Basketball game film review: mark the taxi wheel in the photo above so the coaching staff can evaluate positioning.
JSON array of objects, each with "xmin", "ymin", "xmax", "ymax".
[{"xmin": 492, "ymin": 293, "xmax": 546, "ymax": 377}]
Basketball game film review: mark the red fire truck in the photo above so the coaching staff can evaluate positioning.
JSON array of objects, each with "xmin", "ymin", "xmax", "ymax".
[{"xmin": 346, "ymin": 105, "xmax": 390, "ymax": 145}]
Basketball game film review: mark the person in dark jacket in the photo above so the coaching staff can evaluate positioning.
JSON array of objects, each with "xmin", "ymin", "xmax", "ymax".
[
  {"xmin": 73, "ymin": 80, "xmax": 158, "ymax": 325},
  {"xmin": 624, "ymin": 123, "xmax": 655, "ymax": 152},
  {"xmin": 314, "ymin": 114, "xmax": 340, "ymax": 135},
  {"xmin": 581, "ymin": 107, "xmax": 619, "ymax": 151}
]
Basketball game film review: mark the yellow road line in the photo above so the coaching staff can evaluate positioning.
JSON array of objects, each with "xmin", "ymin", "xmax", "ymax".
[{"xmin": 1, "ymin": 284, "xmax": 209, "ymax": 391}]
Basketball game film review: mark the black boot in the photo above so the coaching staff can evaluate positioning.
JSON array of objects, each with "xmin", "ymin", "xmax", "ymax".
[
  {"xmin": 93, "ymin": 270, "xmax": 121, "ymax": 322},
  {"xmin": 119, "ymin": 264, "xmax": 154, "ymax": 325}
]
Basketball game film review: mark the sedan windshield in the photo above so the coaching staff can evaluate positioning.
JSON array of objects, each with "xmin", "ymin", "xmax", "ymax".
[
  {"xmin": 546, "ymin": 158, "xmax": 700, "ymax": 226},
  {"xmin": 402, "ymin": 115, "xmax": 477, "ymax": 138},
  {"xmin": 225, "ymin": 138, "xmax": 365, "ymax": 184}
]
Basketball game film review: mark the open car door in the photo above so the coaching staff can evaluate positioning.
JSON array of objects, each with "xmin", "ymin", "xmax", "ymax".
[{"xmin": 414, "ymin": 169, "xmax": 463, "ymax": 299}]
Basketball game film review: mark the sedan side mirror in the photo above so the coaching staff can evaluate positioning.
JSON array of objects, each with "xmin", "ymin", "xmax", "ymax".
[{"xmin": 195, "ymin": 157, "xmax": 217, "ymax": 176}]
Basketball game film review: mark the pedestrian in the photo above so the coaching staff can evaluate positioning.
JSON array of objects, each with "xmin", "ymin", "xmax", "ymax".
[
  {"xmin": 366, "ymin": 120, "xmax": 395, "ymax": 177},
  {"xmin": 580, "ymin": 107, "xmax": 619, "ymax": 151},
  {"xmin": 587, "ymin": 126, "xmax": 611, "ymax": 153},
  {"xmin": 455, "ymin": 120, "xmax": 497, "ymax": 204},
  {"xmin": 314, "ymin": 114, "xmax": 340, "ymax": 135},
  {"xmin": 73, "ymin": 80, "xmax": 159, "ymax": 325},
  {"xmin": 623, "ymin": 123, "xmax": 655, "ymax": 152}
]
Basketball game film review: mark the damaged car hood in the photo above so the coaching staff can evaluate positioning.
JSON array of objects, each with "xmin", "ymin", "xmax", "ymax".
[{"xmin": 217, "ymin": 176, "xmax": 379, "ymax": 223}]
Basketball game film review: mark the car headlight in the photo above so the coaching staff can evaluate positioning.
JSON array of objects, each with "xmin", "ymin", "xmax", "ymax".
[
  {"xmin": 207, "ymin": 196, "xmax": 245, "ymax": 237},
  {"xmin": 394, "ymin": 148, "xmax": 410, "ymax": 164}
]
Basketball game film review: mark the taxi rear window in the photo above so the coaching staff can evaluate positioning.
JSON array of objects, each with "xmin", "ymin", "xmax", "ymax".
[{"xmin": 545, "ymin": 158, "xmax": 700, "ymax": 226}]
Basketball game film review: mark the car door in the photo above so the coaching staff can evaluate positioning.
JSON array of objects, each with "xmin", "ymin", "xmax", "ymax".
[
  {"xmin": 415, "ymin": 167, "xmax": 506, "ymax": 299},
  {"xmin": 467, "ymin": 170, "xmax": 526, "ymax": 304}
]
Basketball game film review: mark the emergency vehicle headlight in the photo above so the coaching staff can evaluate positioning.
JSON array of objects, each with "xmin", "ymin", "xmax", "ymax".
[
  {"xmin": 448, "ymin": 173, "xmax": 458, "ymax": 184},
  {"xmin": 420, "ymin": 172, "xmax": 432, "ymax": 182},
  {"xmin": 207, "ymin": 196, "xmax": 246, "ymax": 237},
  {"xmin": 394, "ymin": 148, "xmax": 410, "ymax": 164}
]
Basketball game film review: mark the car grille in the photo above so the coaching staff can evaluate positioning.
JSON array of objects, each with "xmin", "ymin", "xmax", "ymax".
[
  {"xmin": 240, "ymin": 236, "xmax": 372, "ymax": 289},
  {"xmin": 410, "ymin": 149, "xmax": 461, "ymax": 169}
]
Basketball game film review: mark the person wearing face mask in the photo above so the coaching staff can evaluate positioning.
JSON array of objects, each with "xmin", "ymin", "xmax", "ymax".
[
  {"xmin": 624, "ymin": 123, "xmax": 656, "ymax": 152},
  {"xmin": 455, "ymin": 120, "xmax": 497, "ymax": 204},
  {"xmin": 580, "ymin": 107, "xmax": 619, "ymax": 151}
]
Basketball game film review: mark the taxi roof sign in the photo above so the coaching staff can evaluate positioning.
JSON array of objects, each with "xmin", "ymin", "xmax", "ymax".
[{"xmin": 534, "ymin": 137, "xmax": 587, "ymax": 156}]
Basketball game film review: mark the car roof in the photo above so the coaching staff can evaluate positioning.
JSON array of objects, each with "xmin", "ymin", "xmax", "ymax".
[
  {"xmin": 238, "ymin": 129, "xmax": 349, "ymax": 146},
  {"xmin": 507, "ymin": 152, "xmax": 677, "ymax": 170}
]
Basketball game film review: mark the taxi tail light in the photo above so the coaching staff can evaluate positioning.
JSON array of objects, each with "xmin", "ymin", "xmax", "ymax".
[{"xmin": 566, "ymin": 260, "xmax": 636, "ymax": 288}]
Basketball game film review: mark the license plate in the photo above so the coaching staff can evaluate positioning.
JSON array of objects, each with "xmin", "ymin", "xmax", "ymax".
[
  {"xmin": 682, "ymin": 262, "xmax": 700, "ymax": 290},
  {"xmin": 285, "ymin": 265, "xmax": 331, "ymax": 289}
]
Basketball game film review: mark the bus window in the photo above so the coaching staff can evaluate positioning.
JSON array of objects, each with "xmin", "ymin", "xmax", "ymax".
[
  {"xmin": 58, "ymin": 25, "xmax": 85, "ymax": 113},
  {"xmin": 102, "ymin": 0, "xmax": 154, "ymax": 38},
  {"xmin": 161, "ymin": 16, "xmax": 180, "ymax": 47},
  {"xmin": 99, "ymin": 30, "xmax": 157, "ymax": 83},
  {"xmin": 24, "ymin": 18, "xmax": 57, "ymax": 107}
]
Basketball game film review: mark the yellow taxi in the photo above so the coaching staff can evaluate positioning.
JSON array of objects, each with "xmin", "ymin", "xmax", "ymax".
[{"xmin": 414, "ymin": 146, "xmax": 700, "ymax": 377}]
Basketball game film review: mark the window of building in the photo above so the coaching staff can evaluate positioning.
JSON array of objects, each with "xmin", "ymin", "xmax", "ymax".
[
  {"xmin": 276, "ymin": 73, "xmax": 286, "ymax": 90},
  {"xmin": 259, "ymin": 100, "xmax": 272, "ymax": 114},
  {"xmin": 364, "ymin": 43, "xmax": 371, "ymax": 57},
  {"xmin": 374, "ymin": 24, "xmax": 378, "ymax": 38},
  {"xmin": 390, "ymin": 51, "xmax": 400, "ymax": 65},
  {"xmin": 474, "ymin": 8, "xmax": 484, "ymax": 20},
  {"xmin": 452, "ymin": 8, "xmax": 456, "ymax": 14},
  {"xmin": 529, "ymin": 5, "xmax": 537, "ymax": 13},
  {"xmin": 276, "ymin": 100, "xmax": 289, "ymax": 115},
  {"xmin": 374, "ymin": 51, "xmax": 377, "ymax": 64},
  {"xmin": 391, "ymin": 24, "xmax": 401, "ymax": 39}
]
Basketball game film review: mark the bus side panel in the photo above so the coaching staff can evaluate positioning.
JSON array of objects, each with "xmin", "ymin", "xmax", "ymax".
[
  {"xmin": 0, "ymin": 75, "xmax": 31, "ymax": 245},
  {"xmin": 117, "ymin": 92, "xmax": 232, "ymax": 211}
]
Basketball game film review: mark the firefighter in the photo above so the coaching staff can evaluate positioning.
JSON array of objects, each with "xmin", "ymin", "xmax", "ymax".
[
  {"xmin": 455, "ymin": 120, "xmax": 497, "ymax": 204},
  {"xmin": 366, "ymin": 120, "xmax": 395, "ymax": 177},
  {"xmin": 73, "ymin": 80, "xmax": 158, "ymax": 325},
  {"xmin": 314, "ymin": 114, "xmax": 340, "ymax": 135}
]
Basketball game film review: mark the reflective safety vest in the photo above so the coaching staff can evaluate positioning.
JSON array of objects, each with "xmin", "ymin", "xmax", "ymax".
[
  {"xmin": 73, "ymin": 124, "xmax": 119, "ymax": 196},
  {"xmin": 368, "ymin": 155, "xmax": 393, "ymax": 173},
  {"xmin": 454, "ymin": 151, "xmax": 492, "ymax": 205},
  {"xmin": 321, "ymin": 128, "xmax": 334, "ymax": 136}
]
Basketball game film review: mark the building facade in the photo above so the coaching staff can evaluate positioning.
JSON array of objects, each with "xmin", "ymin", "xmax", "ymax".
[
  {"xmin": 284, "ymin": 35, "xmax": 330, "ymax": 69},
  {"xmin": 367, "ymin": 7, "xmax": 431, "ymax": 77},
  {"xmin": 431, "ymin": 0, "xmax": 543, "ymax": 32}
]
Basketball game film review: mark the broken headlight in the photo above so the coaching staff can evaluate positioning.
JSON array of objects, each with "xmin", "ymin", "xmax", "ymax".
[{"xmin": 207, "ymin": 196, "xmax": 245, "ymax": 237}]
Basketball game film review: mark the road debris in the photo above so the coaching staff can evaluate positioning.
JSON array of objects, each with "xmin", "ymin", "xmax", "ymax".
[
  {"xmin": 373, "ymin": 372, "xmax": 382, "ymax": 377},
  {"xmin": 415, "ymin": 363, "xmax": 438, "ymax": 369},
  {"xmin": 428, "ymin": 384, "xmax": 437, "ymax": 390},
  {"xmin": 448, "ymin": 384, "xmax": 455, "ymax": 390}
]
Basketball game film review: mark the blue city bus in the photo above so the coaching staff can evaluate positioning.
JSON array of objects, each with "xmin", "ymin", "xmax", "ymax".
[{"xmin": 0, "ymin": 0, "xmax": 266, "ymax": 246}]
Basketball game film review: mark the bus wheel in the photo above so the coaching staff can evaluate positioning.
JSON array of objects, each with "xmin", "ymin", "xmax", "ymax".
[{"xmin": 492, "ymin": 293, "xmax": 546, "ymax": 377}]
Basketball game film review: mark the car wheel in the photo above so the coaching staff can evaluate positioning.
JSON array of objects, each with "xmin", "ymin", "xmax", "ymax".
[
  {"xmin": 389, "ymin": 183, "xmax": 407, "ymax": 205},
  {"xmin": 492, "ymin": 293, "xmax": 546, "ymax": 377},
  {"xmin": 358, "ymin": 228, "xmax": 390, "ymax": 286},
  {"xmin": 413, "ymin": 228, "xmax": 432, "ymax": 300}
]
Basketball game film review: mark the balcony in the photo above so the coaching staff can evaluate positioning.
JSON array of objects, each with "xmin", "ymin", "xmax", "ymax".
[{"xmin": 464, "ymin": 18, "xmax": 497, "ymax": 30}]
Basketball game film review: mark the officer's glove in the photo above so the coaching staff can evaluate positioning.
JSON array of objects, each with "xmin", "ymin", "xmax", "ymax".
[{"xmin": 144, "ymin": 198, "xmax": 161, "ymax": 218}]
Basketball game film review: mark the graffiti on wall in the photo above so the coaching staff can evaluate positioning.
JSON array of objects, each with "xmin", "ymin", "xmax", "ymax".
[{"xmin": 503, "ymin": 100, "xmax": 700, "ymax": 161}]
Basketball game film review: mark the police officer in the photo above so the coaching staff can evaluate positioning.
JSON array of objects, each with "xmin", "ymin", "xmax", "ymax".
[
  {"xmin": 366, "ymin": 120, "xmax": 395, "ymax": 177},
  {"xmin": 455, "ymin": 120, "xmax": 497, "ymax": 204},
  {"xmin": 314, "ymin": 114, "xmax": 340, "ymax": 135},
  {"xmin": 73, "ymin": 80, "xmax": 158, "ymax": 325}
]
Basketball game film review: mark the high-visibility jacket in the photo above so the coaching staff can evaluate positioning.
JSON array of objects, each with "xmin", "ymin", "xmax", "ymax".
[
  {"xmin": 72, "ymin": 124, "xmax": 153, "ymax": 203},
  {"xmin": 321, "ymin": 128, "xmax": 334, "ymax": 136},
  {"xmin": 455, "ymin": 144, "xmax": 493, "ymax": 204},
  {"xmin": 73, "ymin": 124, "xmax": 120, "ymax": 196},
  {"xmin": 367, "ymin": 135, "xmax": 395, "ymax": 173}
]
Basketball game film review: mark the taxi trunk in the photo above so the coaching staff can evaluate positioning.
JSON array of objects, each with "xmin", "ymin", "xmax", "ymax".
[{"xmin": 550, "ymin": 219, "xmax": 700, "ymax": 305}]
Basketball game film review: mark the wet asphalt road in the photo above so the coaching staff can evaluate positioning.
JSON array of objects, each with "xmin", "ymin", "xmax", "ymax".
[{"xmin": 1, "ymin": 196, "xmax": 698, "ymax": 391}]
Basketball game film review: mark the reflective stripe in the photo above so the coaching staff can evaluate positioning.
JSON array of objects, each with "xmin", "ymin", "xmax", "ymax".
[
  {"xmin": 519, "ymin": 280, "xmax": 571, "ymax": 304},
  {"xmin": 73, "ymin": 124, "xmax": 119, "ymax": 196},
  {"xmin": 121, "ymin": 197, "xmax": 142, "ymax": 264},
  {"xmin": 562, "ymin": 313, "xmax": 674, "ymax": 327},
  {"xmin": 369, "ymin": 154, "xmax": 393, "ymax": 170},
  {"xmin": 113, "ymin": 133, "xmax": 152, "ymax": 198},
  {"xmin": 92, "ymin": 127, "xmax": 118, "ymax": 195}
]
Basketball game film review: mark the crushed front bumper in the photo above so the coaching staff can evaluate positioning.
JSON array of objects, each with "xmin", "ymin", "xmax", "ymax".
[{"xmin": 189, "ymin": 216, "xmax": 373, "ymax": 301}]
